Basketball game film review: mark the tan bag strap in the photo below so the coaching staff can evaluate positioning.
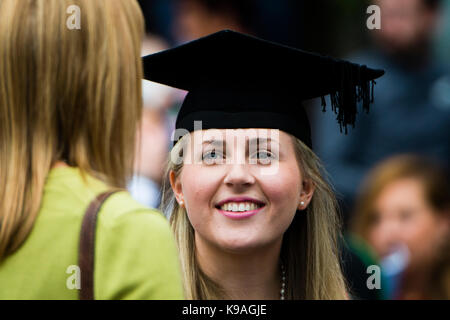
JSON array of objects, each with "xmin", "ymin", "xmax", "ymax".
[{"xmin": 78, "ymin": 190, "xmax": 120, "ymax": 300}]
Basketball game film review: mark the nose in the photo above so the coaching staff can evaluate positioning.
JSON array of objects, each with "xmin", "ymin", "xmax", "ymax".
[{"xmin": 223, "ymin": 163, "xmax": 255, "ymax": 188}]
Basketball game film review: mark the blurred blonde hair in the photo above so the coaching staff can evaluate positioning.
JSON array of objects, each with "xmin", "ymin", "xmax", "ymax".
[
  {"xmin": 161, "ymin": 133, "xmax": 347, "ymax": 299},
  {"xmin": 0, "ymin": 0, "xmax": 144, "ymax": 260}
]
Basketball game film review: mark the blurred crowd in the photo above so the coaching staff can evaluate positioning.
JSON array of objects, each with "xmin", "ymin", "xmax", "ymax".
[{"xmin": 131, "ymin": 0, "xmax": 450, "ymax": 299}]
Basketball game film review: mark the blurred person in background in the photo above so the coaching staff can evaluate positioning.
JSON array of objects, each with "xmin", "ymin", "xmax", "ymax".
[
  {"xmin": 350, "ymin": 155, "xmax": 450, "ymax": 299},
  {"xmin": 137, "ymin": 0, "xmax": 307, "ymax": 51},
  {"xmin": 129, "ymin": 35, "xmax": 179, "ymax": 208},
  {"xmin": 172, "ymin": 0, "xmax": 255, "ymax": 42},
  {"xmin": 312, "ymin": 0, "xmax": 450, "ymax": 226},
  {"xmin": 0, "ymin": 0, "xmax": 183, "ymax": 299}
]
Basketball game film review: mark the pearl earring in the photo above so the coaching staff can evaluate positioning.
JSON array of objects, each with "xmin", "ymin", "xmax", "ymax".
[{"xmin": 300, "ymin": 201, "xmax": 305, "ymax": 206}]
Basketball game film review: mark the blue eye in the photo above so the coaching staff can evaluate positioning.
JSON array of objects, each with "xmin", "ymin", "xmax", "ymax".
[
  {"xmin": 202, "ymin": 150, "xmax": 224, "ymax": 163},
  {"xmin": 256, "ymin": 151, "xmax": 273, "ymax": 159},
  {"xmin": 203, "ymin": 150, "xmax": 217, "ymax": 159},
  {"xmin": 251, "ymin": 150, "xmax": 276, "ymax": 164},
  {"xmin": 251, "ymin": 151, "xmax": 274, "ymax": 160}
]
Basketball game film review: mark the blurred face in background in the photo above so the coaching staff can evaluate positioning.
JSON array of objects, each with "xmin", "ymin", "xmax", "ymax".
[
  {"xmin": 173, "ymin": 0, "xmax": 246, "ymax": 42},
  {"xmin": 368, "ymin": 177, "xmax": 449, "ymax": 271},
  {"xmin": 374, "ymin": 0, "xmax": 440, "ymax": 56}
]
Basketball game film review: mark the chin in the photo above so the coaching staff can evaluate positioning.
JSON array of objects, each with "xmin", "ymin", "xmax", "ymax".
[{"xmin": 215, "ymin": 234, "xmax": 273, "ymax": 254}]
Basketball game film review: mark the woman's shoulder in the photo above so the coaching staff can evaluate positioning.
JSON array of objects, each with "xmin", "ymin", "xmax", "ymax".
[
  {"xmin": 43, "ymin": 165, "xmax": 170, "ymax": 236},
  {"xmin": 43, "ymin": 167, "xmax": 182, "ymax": 299},
  {"xmin": 43, "ymin": 166, "xmax": 165, "ymax": 220},
  {"xmin": 97, "ymin": 188, "xmax": 169, "ymax": 232},
  {"xmin": 94, "ymin": 188, "xmax": 184, "ymax": 299},
  {"xmin": 42, "ymin": 166, "xmax": 110, "ymax": 216}
]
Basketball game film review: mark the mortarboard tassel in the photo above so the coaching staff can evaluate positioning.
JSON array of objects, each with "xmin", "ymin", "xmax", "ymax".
[
  {"xmin": 370, "ymin": 79, "xmax": 376, "ymax": 103},
  {"xmin": 321, "ymin": 96, "xmax": 327, "ymax": 112},
  {"xmin": 328, "ymin": 63, "xmax": 376, "ymax": 134}
]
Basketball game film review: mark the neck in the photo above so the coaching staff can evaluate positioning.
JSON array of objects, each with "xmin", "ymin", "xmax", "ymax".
[
  {"xmin": 52, "ymin": 160, "xmax": 69, "ymax": 169},
  {"xmin": 195, "ymin": 234, "xmax": 283, "ymax": 300}
]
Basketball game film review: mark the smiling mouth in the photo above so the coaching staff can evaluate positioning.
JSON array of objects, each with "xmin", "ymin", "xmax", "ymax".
[{"xmin": 215, "ymin": 201, "xmax": 265, "ymax": 213}]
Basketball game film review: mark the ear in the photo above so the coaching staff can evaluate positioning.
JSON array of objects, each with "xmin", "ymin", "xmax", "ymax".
[
  {"xmin": 169, "ymin": 170, "xmax": 184, "ymax": 206},
  {"xmin": 298, "ymin": 178, "xmax": 315, "ymax": 211}
]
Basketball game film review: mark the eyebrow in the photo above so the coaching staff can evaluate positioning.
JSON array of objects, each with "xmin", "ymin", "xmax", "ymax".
[
  {"xmin": 248, "ymin": 137, "xmax": 279, "ymax": 145},
  {"xmin": 202, "ymin": 140, "xmax": 224, "ymax": 147}
]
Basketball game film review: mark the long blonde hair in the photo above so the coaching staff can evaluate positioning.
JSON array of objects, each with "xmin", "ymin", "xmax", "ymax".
[
  {"xmin": 0, "ymin": 0, "xmax": 144, "ymax": 260},
  {"xmin": 161, "ymin": 134, "xmax": 347, "ymax": 299}
]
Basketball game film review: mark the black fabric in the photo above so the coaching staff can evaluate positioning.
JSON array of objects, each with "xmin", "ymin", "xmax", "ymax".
[
  {"xmin": 142, "ymin": 30, "xmax": 385, "ymax": 148},
  {"xmin": 175, "ymin": 109, "xmax": 312, "ymax": 149}
]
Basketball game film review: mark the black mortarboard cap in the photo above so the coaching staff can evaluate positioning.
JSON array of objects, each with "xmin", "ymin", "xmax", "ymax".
[{"xmin": 142, "ymin": 30, "xmax": 384, "ymax": 148}]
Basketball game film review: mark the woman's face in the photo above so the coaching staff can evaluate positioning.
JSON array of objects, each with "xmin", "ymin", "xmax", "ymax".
[
  {"xmin": 368, "ymin": 178, "xmax": 448, "ymax": 268},
  {"xmin": 170, "ymin": 129, "xmax": 314, "ymax": 253}
]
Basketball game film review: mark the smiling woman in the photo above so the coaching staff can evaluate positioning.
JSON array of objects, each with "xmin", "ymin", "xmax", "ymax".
[
  {"xmin": 165, "ymin": 129, "xmax": 329, "ymax": 299},
  {"xmin": 146, "ymin": 30, "xmax": 384, "ymax": 300},
  {"xmin": 162, "ymin": 124, "xmax": 361, "ymax": 299},
  {"xmin": 175, "ymin": 130, "xmax": 306, "ymax": 254}
]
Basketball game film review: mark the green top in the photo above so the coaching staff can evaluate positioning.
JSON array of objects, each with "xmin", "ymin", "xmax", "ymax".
[{"xmin": 0, "ymin": 167, "xmax": 184, "ymax": 300}]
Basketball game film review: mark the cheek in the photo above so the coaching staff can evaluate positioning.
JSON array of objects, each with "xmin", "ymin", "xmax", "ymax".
[
  {"xmin": 403, "ymin": 212, "xmax": 441, "ymax": 252},
  {"xmin": 263, "ymin": 180, "xmax": 299, "ymax": 210},
  {"xmin": 262, "ymin": 164, "xmax": 301, "ymax": 205},
  {"xmin": 180, "ymin": 166, "xmax": 219, "ymax": 219},
  {"xmin": 257, "ymin": 163, "xmax": 302, "ymax": 229},
  {"xmin": 368, "ymin": 226, "xmax": 387, "ymax": 257}
]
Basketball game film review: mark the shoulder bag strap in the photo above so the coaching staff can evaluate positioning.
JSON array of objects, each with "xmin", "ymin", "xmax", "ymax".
[{"xmin": 78, "ymin": 190, "xmax": 120, "ymax": 300}]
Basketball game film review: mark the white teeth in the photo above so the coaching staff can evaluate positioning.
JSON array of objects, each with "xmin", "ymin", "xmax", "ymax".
[{"xmin": 219, "ymin": 202, "xmax": 262, "ymax": 212}]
